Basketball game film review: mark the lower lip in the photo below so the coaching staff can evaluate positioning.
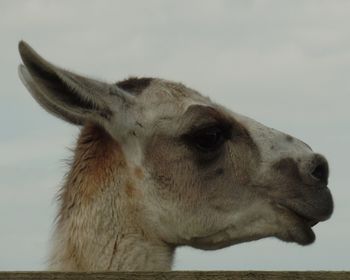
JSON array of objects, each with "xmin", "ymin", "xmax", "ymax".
[
  {"xmin": 277, "ymin": 204, "xmax": 319, "ymax": 227},
  {"xmin": 293, "ymin": 211, "xmax": 319, "ymax": 227}
]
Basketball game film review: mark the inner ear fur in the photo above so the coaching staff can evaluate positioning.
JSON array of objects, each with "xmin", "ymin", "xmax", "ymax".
[{"xmin": 18, "ymin": 41, "xmax": 113, "ymax": 125}]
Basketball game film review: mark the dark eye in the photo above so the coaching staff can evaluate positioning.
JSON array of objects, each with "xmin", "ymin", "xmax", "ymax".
[{"xmin": 190, "ymin": 126, "xmax": 227, "ymax": 152}]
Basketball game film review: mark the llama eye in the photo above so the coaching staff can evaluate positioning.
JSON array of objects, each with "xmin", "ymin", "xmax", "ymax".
[{"xmin": 191, "ymin": 126, "xmax": 226, "ymax": 152}]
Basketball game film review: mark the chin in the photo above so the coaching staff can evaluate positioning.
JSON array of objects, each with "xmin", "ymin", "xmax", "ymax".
[
  {"xmin": 187, "ymin": 227, "xmax": 273, "ymax": 251},
  {"xmin": 276, "ymin": 219, "xmax": 317, "ymax": 246},
  {"xmin": 189, "ymin": 239, "xmax": 237, "ymax": 251}
]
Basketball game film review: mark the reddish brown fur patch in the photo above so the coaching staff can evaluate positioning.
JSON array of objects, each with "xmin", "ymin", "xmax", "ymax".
[
  {"xmin": 125, "ymin": 181, "xmax": 136, "ymax": 198},
  {"xmin": 134, "ymin": 167, "xmax": 144, "ymax": 180},
  {"xmin": 58, "ymin": 123, "xmax": 126, "ymax": 219}
]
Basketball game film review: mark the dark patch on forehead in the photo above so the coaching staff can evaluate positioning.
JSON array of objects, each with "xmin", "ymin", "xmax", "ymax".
[
  {"xmin": 116, "ymin": 77, "xmax": 153, "ymax": 95},
  {"xmin": 285, "ymin": 135, "xmax": 294, "ymax": 142}
]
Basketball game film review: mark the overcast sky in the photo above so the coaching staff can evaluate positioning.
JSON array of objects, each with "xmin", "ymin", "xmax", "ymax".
[{"xmin": 0, "ymin": 0, "xmax": 349, "ymax": 271}]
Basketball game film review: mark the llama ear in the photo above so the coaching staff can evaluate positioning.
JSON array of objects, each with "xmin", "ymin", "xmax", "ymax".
[{"xmin": 18, "ymin": 41, "xmax": 135, "ymax": 126}]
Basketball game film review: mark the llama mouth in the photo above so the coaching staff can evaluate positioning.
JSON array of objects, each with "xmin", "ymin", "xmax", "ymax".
[
  {"xmin": 277, "ymin": 203, "xmax": 319, "ymax": 227},
  {"xmin": 275, "ymin": 203, "xmax": 319, "ymax": 245},
  {"xmin": 289, "ymin": 208, "xmax": 319, "ymax": 227},
  {"xmin": 188, "ymin": 226, "xmax": 266, "ymax": 251}
]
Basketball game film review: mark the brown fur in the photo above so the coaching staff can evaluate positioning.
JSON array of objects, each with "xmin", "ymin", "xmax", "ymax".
[
  {"xmin": 134, "ymin": 167, "xmax": 145, "ymax": 180},
  {"xmin": 125, "ymin": 181, "xmax": 136, "ymax": 198},
  {"xmin": 57, "ymin": 123, "xmax": 126, "ymax": 221}
]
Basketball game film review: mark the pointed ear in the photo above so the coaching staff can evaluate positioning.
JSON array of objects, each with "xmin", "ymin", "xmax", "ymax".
[{"xmin": 18, "ymin": 41, "xmax": 134, "ymax": 126}]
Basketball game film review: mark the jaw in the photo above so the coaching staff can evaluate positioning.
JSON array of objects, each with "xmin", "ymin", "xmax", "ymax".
[
  {"xmin": 274, "ymin": 212, "xmax": 316, "ymax": 246},
  {"xmin": 187, "ymin": 226, "xmax": 272, "ymax": 250},
  {"xmin": 272, "ymin": 186, "xmax": 333, "ymax": 245},
  {"xmin": 187, "ymin": 221, "xmax": 316, "ymax": 251},
  {"xmin": 184, "ymin": 208, "xmax": 285, "ymax": 250},
  {"xmin": 273, "ymin": 203, "xmax": 323, "ymax": 246},
  {"xmin": 185, "ymin": 200, "xmax": 324, "ymax": 250},
  {"xmin": 277, "ymin": 224, "xmax": 316, "ymax": 246}
]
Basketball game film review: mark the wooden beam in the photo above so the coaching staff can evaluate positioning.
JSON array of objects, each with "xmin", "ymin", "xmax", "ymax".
[{"xmin": 0, "ymin": 271, "xmax": 349, "ymax": 280}]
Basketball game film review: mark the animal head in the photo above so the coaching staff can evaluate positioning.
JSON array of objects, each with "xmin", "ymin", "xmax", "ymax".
[{"xmin": 18, "ymin": 41, "xmax": 333, "ymax": 251}]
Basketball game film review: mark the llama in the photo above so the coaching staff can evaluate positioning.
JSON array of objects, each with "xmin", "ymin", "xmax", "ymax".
[{"xmin": 18, "ymin": 41, "xmax": 333, "ymax": 271}]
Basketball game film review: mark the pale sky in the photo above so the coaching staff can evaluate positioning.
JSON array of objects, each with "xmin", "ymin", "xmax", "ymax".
[{"xmin": 0, "ymin": 0, "xmax": 349, "ymax": 270}]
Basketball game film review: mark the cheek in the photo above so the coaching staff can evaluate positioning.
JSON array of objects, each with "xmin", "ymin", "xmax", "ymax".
[
  {"xmin": 147, "ymin": 148, "xmax": 230, "ymax": 211},
  {"xmin": 200, "ymin": 142, "xmax": 261, "ymax": 213},
  {"xmin": 145, "ymin": 138, "xmax": 196, "ymax": 201},
  {"xmin": 227, "ymin": 143, "xmax": 258, "ymax": 186},
  {"xmin": 149, "ymin": 155, "xmax": 201, "ymax": 205},
  {"xmin": 144, "ymin": 139, "xmax": 260, "ymax": 239},
  {"xmin": 146, "ymin": 139, "xmax": 253, "ymax": 211}
]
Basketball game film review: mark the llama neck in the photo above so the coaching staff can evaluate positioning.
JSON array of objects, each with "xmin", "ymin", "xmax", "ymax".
[
  {"xmin": 49, "ymin": 124, "xmax": 174, "ymax": 271},
  {"xmin": 105, "ymin": 230, "xmax": 174, "ymax": 271}
]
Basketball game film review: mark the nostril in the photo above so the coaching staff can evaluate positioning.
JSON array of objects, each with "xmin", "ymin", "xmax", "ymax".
[
  {"xmin": 311, "ymin": 165, "xmax": 326, "ymax": 181},
  {"xmin": 310, "ymin": 157, "xmax": 329, "ymax": 184}
]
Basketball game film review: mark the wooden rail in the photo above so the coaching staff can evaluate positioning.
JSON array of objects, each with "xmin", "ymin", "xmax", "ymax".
[{"xmin": 0, "ymin": 271, "xmax": 349, "ymax": 280}]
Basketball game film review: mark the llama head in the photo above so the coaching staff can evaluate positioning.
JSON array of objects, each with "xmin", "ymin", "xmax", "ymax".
[{"xmin": 18, "ymin": 41, "xmax": 333, "ymax": 251}]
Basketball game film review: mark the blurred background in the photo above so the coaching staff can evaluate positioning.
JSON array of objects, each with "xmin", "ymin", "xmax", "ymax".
[{"xmin": 0, "ymin": 0, "xmax": 349, "ymax": 270}]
